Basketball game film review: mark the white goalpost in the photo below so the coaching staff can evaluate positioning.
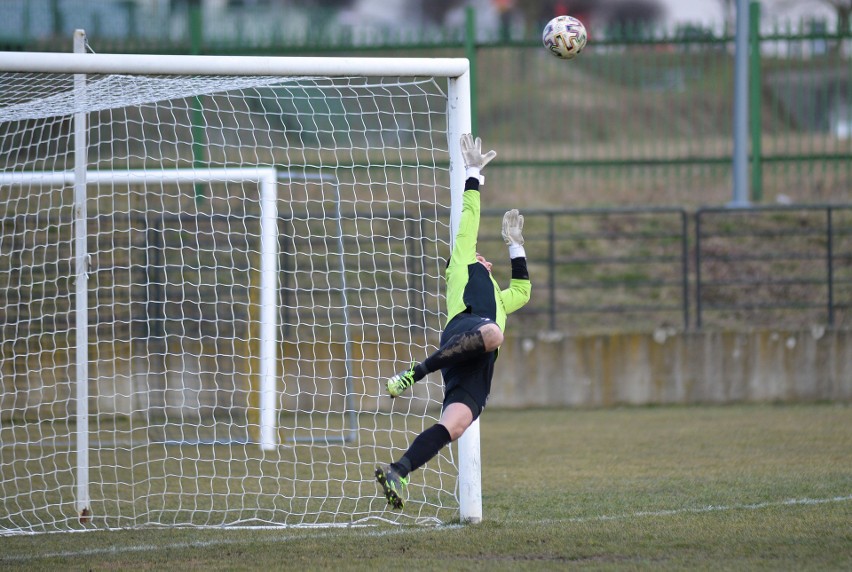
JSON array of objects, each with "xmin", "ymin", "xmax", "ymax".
[{"xmin": 0, "ymin": 42, "xmax": 481, "ymax": 533}]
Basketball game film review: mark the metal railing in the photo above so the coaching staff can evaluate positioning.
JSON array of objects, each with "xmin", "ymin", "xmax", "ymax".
[
  {"xmin": 695, "ymin": 204, "xmax": 852, "ymax": 329},
  {"xmin": 479, "ymin": 205, "xmax": 852, "ymax": 334},
  {"xmin": 479, "ymin": 207, "xmax": 690, "ymax": 333},
  {"xmin": 2, "ymin": 206, "xmax": 850, "ymax": 349}
]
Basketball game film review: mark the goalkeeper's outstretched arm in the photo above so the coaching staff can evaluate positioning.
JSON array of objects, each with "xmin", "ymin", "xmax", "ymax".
[
  {"xmin": 501, "ymin": 208, "xmax": 532, "ymax": 314},
  {"xmin": 447, "ymin": 133, "xmax": 497, "ymax": 268}
]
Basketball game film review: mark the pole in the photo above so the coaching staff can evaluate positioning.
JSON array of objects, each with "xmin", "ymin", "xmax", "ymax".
[
  {"xmin": 189, "ymin": 0, "xmax": 205, "ymax": 203},
  {"xmin": 448, "ymin": 68, "xmax": 482, "ymax": 524},
  {"xmin": 731, "ymin": 0, "xmax": 751, "ymax": 207},
  {"xmin": 464, "ymin": 7, "xmax": 478, "ymax": 136},
  {"xmin": 749, "ymin": 0, "xmax": 762, "ymax": 202},
  {"xmin": 73, "ymin": 28, "xmax": 91, "ymax": 524},
  {"xmin": 259, "ymin": 173, "xmax": 279, "ymax": 451}
]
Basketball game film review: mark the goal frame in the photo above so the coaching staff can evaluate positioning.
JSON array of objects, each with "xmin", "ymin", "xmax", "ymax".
[{"xmin": 0, "ymin": 50, "xmax": 482, "ymax": 524}]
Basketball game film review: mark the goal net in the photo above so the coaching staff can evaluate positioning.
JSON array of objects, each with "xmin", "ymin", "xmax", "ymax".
[{"xmin": 0, "ymin": 50, "xmax": 475, "ymax": 534}]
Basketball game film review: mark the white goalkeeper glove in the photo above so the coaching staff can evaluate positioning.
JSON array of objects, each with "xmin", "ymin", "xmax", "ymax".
[
  {"xmin": 502, "ymin": 209, "xmax": 526, "ymax": 259},
  {"xmin": 460, "ymin": 133, "xmax": 497, "ymax": 184}
]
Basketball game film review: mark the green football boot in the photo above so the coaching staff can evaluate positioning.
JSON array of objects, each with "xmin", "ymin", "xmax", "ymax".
[
  {"xmin": 386, "ymin": 364, "xmax": 417, "ymax": 398},
  {"xmin": 375, "ymin": 465, "xmax": 409, "ymax": 510}
]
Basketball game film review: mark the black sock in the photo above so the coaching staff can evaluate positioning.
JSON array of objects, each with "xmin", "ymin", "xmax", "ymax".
[
  {"xmin": 394, "ymin": 424, "xmax": 452, "ymax": 477},
  {"xmin": 417, "ymin": 331, "xmax": 487, "ymax": 377},
  {"xmin": 412, "ymin": 362, "xmax": 429, "ymax": 381}
]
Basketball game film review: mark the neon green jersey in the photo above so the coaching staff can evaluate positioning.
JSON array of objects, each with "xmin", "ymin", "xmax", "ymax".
[{"xmin": 445, "ymin": 186, "xmax": 531, "ymax": 332}]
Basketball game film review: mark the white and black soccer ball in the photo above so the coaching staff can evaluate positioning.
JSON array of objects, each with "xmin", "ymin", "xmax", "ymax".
[{"xmin": 542, "ymin": 15, "xmax": 587, "ymax": 60}]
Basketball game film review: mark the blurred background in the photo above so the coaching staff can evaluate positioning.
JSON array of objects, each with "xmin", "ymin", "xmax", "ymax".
[
  {"xmin": 0, "ymin": 1, "xmax": 846, "ymax": 49},
  {"xmin": 1, "ymin": 0, "xmax": 851, "ymax": 332},
  {"xmin": 2, "ymin": 2, "xmax": 849, "ymax": 537}
]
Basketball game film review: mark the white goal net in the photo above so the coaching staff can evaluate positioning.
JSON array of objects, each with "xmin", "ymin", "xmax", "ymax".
[{"xmin": 0, "ymin": 49, "xmax": 475, "ymax": 533}]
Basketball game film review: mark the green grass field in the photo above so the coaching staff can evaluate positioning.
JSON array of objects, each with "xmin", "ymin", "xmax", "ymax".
[{"xmin": 1, "ymin": 404, "xmax": 850, "ymax": 570}]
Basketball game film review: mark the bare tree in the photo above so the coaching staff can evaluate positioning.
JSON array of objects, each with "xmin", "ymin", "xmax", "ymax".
[
  {"xmin": 821, "ymin": 0, "xmax": 852, "ymax": 32},
  {"xmin": 772, "ymin": 0, "xmax": 851, "ymax": 53},
  {"xmin": 717, "ymin": 0, "xmax": 735, "ymax": 30},
  {"xmin": 771, "ymin": 0, "xmax": 852, "ymax": 30},
  {"xmin": 606, "ymin": 0, "xmax": 663, "ymax": 29},
  {"xmin": 513, "ymin": 0, "xmax": 662, "ymax": 34}
]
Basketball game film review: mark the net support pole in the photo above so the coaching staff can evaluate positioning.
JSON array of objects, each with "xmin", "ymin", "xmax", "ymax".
[
  {"xmin": 72, "ymin": 28, "xmax": 91, "ymax": 522},
  {"xmin": 0, "ymin": 167, "xmax": 281, "ymax": 451},
  {"xmin": 448, "ymin": 69, "xmax": 483, "ymax": 524},
  {"xmin": 258, "ymin": 172, "xmax": 280, "ymax": 451}
]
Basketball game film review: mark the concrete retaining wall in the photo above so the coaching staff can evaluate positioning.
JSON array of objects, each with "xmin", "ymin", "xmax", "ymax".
[
  {"xmin": 490, "ymin": 328, "xmax": 852, "ymax": 407},
  {"xmin": 5, "ymin": 328, "xmax": 849, "ymax": 421}
]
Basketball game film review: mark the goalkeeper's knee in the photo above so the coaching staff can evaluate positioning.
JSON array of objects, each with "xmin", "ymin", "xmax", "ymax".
[{"xmin": 478, "ymin": 323, "xmax": 503, "ymax": 352}]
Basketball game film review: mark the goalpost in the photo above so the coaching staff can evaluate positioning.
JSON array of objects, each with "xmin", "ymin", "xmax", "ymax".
[{"xmin": 0, "ymin": 42, "xmax": 481, "ymax": 533}]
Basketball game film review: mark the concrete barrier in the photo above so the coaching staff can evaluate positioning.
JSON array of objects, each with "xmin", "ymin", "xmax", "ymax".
[
  {"xmin": 490, "ymin": 328, "xmax": 852, "ymax": 407},
  {"xmin": 4, "ymin": 328, "xmax": 849, "ymax": 421}
]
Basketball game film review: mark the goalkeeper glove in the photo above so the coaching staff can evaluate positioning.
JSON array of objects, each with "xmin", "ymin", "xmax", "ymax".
[
  {"xmin": 502, "ymin": 209, "xmax": 526, "ymax": 259},
  {"xmin": 460, "ymin": 133, "xmax": 496, "ymax": 184}
]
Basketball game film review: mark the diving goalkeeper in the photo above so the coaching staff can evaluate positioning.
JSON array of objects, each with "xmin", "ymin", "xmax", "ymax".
[{"xmin": 375, "ymin": 133, "xmax": 532, "ymax": 510}]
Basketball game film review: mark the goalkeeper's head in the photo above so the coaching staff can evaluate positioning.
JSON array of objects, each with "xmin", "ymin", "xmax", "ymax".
[{"xmin": 475, "ymin": 253, "xmax": 493, "ymax": 273}]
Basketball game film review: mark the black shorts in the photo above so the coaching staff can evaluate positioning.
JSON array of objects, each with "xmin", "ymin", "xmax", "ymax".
[{"xmin": 440, "ymin": 313, "xmax": 497, "ymax": 421}]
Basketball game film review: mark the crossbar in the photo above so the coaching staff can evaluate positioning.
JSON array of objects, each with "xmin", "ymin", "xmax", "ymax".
[{"xmin": 0, "ymin": 52, "xmax": 469, "ymax": 78}]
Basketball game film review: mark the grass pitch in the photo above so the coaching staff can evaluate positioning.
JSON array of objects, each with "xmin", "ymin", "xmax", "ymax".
[{"xmin": 1, "ymin": 403, "xmax": 850, "ymax": 570}]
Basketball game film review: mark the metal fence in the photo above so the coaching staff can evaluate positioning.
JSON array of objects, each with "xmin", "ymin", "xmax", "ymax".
[
  {"xmin": 478, "ymin": 205, "xmax": 852, "ymax": 334},
  {"xmin": 1, "ymin": 205, "xmax": 849, "ymax": 362},
  {"xmin": 695, "ymin": 205, "xmax": 852, "ymax": 329},
  {"xmin": 2, "ymin": 2, "xmax": 850, "ymax": 210},
  {"xmin": 479, "ymin": 207, "xmax": 689, "ymax": 332}
]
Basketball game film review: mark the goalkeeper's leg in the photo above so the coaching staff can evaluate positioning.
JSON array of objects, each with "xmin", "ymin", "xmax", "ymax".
[
  {"xmin": 376, "ymin": 422, "xmax": 453, "ymax": 509},
  {"xmin": 375, "ymin": 465, "xmax": 409, "ymax": 510},
  {"xmin": 378, "ymin": 368, "xmax": 485, "ymax": 509},
  {"xmin": 385, "ymin": 317, "xmax": 502, "ymax": 397}
]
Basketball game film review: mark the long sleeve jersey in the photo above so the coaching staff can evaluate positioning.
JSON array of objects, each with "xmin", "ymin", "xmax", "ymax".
[{"xmin": 444, "ymin": 177, "xmax": 532, "ymax": 332}]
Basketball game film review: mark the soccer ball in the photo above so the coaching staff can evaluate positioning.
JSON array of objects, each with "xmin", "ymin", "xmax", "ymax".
[{"xmin": 542, "ymin": 15, "xmax": 587, "ymax": 60}]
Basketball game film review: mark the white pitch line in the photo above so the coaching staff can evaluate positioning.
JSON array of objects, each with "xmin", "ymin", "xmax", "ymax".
[
  {"xmin": 2, "ymin": 495, "xmax": 850, "ymax": 563},
  {"xmin": 551, "ymin": 494, "xmax": 852, "ymax": 524}
]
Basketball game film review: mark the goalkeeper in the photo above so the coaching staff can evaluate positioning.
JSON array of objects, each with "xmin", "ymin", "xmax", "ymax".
[{"xmin": 376, "ymin": 133, "xmax": 532, "ymax": 510}]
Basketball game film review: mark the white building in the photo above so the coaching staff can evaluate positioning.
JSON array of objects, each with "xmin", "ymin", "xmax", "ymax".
[{"xmin": 658, "ymin": 0, "xmax": 838, "ymax": 29}]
